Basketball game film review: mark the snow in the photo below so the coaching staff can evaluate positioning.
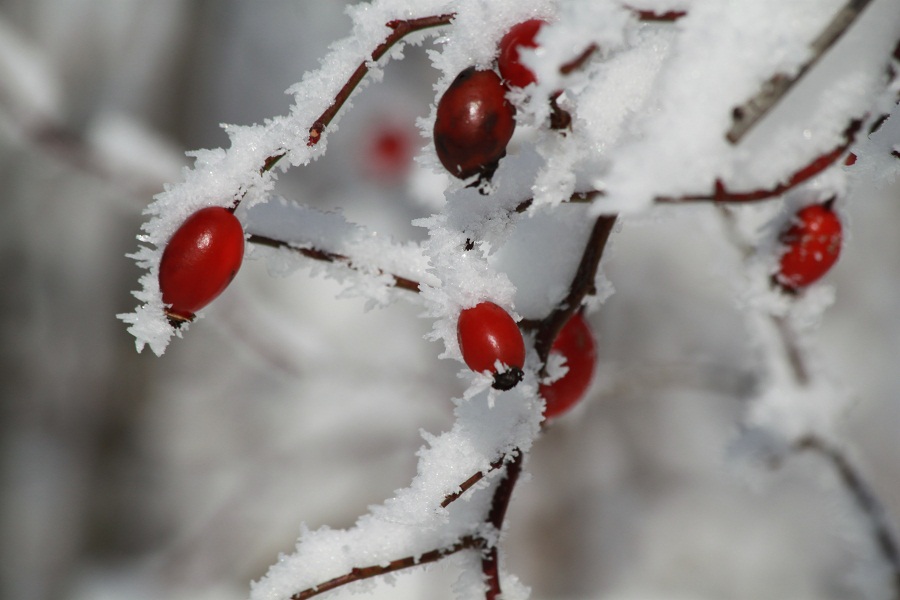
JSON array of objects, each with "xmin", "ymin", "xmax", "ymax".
[{"xmin": 107, "ymin": 0, "xmax": 900, "ymax": 598}]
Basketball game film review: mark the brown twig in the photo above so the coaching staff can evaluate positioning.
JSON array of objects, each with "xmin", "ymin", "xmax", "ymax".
[
  {"xmin": 727, "ymin": 0, "xmax": 875, "ymax": 143},
  {"xmin": 481, "ymin": 453, "xmax": 524, "ymax": 599},
  {"xmin": 247, "ymin": 233, "xmax": 422, "ymax": 293},
  {"xmin": 796, "ymin": 435, "xmax": 900, "ymax": 599},
  {"xmin": 526, "ymin": 215, "xmax": 617, "ymax": 364},
  {"xmin": 286, "ymin": 455, "xmax": 524, "ymax": 600},
  {"xmin": 289, "ymin": 536, "xmax": 481, "ymax": 600},
  {"xmin": 441, "ymin": 457, "xmax": 505, "ymax": 508},
  {"xmin": 659, "ymin": 119, "xmax": 862, "ymax": 204},
  {"xmin": 630, "ymin": 8, "xmax": 688, "ymax": 22},
  {"xmin": 257, "ymin": 14, "xmax": 455, "ymax": 178},
  {"xmin": 748, "ymin": 233, "xmax": 900, "ymax": 594}
]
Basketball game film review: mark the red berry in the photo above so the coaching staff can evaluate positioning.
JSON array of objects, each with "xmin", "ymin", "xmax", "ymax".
[
  {"xmin": 498, "ymin": 19, "xmax": 546, "ymax": 88},
  {"xmin": 434, "ymin": 67, "xmax": 516, "ymax": 180},
  {"xmin": 775, "ymin": 202, "xmax": 842, "ymax": 290},
  {"xmin": 539, "ymin": 313, "xmax": 596, "ymax": 420},
  {"xmin": 457, "ymin": 302, "xmax": 526, "ymax": 390},
  {"xmin": 158, "ymin": 206, "xmax": 245, "ymax": 322},
  {"xmin": 361, "ymin": 120, "xmax": 416, "ymax": 184}
]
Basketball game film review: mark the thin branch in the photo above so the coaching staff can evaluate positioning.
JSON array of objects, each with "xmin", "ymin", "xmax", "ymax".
[
  {"xmin": 289, "ymin": 537, "xmax": 482, "ymax": 600},
  {"xmin": 247, "ymin": 233, "xmax": 422, "ymax": 293},
  {"xmin": 659, "ymin": 118, "xmax": 862, "ymax": 204},
  {"xmin": 441, "ymin": 457, "xmax": 505, "ymax": 508},
  {"xmin": 481, "ymin": 453, "xmax": 524, "ymax": 600},
  {"xmin": 527, "ymin": 215, "xmax": 617, "ymax": 364},
  {"xmin": 727, "ymin": 0, "xmax": 875, "ymax": 144},
  {"xmin": 796, "ymin": 435, "xmax": 900, "ymax": 599},
  {"xmin": 630, "ymin": 8, "xmax": 687, "ymax": 22},
  {"xmin": 560, "ymin": 44, "xmax": 599, "ymax": 75},
  {"xmin": 259, "ymin": 14, "xmax": 455, "ymax": 177},
  {"xmin": 514, "ymin": 190, "xmax": 603, "ymax": 213},
  {"xmin": 741, "ymin": 221, "xmax": 900, "ymax": 592}
]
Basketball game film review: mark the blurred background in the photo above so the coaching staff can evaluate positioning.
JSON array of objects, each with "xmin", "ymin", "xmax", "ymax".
[{"xmin": 1, "ymin": 1, "xmax": 899, "ymax": 599}]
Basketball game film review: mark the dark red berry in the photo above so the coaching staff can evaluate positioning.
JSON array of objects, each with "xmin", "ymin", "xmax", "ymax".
[
  {"xmin": 539, "ymin": 313, "xmax": 596, "ymax": 420},
  {"xmin": 498, "ymin": 19, "xmax": 546, "ymax": 88},
  {"xmin": 158, "ymin": 206, "xmax": 245, "ymax": 322},
  {"xmin": 457, "ymin": 301, "xmax": 526, "ymax": 390},
  {"xmin": 434, "ymin": 67, "xmax": 516, "ymax": 180},
  {"xmin": 775, "ymin": 202, "xmax": 842, "ymax": 290}
]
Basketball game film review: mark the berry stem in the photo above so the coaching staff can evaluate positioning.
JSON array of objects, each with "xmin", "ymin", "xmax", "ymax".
[
  {"xmin": 481, "ymin": 453, "xmax": 524, "ymax": 600},
  {"xmin": 288, "ymin": 536, "xmax": 482, "ymax": 600},
  {"xmin": 441, "ymin": 457, "xmax": 505, "ymax": 508},
  {"xmin": 284, "ymin": 455, "xmax": 524, "ymax": 600},
  {"xmin": 527, "ymin": 215, "xmax": 617, "ymax": 365},
  {"xmin": 246, "ymin": 233, "xmax": 422, "ymax": 293},
  {"xmin": 795, "ymin": 435, "xmax": 900, "ymax": 600},
  {"xmin": 726, "ymin": 0, "xmax": 874, "ymax": 143},
  {"xmin": 718, "ymin": 208, "xmax": 900, "ymax": 595},
  {"xmin": 258, "ymin": 14, "xmax": 455, "ymax": 178},
  {"xmin": 629, "ymin": 7, "xmax": 688, "ymax": 22},
  {"xmin": 658, "ymin": 118, "xmax": 862, "ymax": 204}
]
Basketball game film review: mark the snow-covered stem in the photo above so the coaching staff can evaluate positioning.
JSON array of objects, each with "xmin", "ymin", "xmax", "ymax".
[
  {"xmin": 525, "ymin": 214, "xmax": 617, "ymax": 364},
  {"xmin": 288, "ymin": 537, "xmax": 481, "ymax": 600},
  {"xmin": 727, "ymin": 0, "xmax": 875, "ymax": 143},
  {"xmin": 441, "ymin": 457, "xmax": 505, "ymax": 508},
  {"xmin": 720, "ymin": 206, "xmax": 900, "ymax": 593},
  {"xmin": 481, "ymin": 453, "xmax": 524, "ymax": 600},
  {"xmin": 658, "ymin": 118, "xmax": 862, "ymax": 204},
  {"xmin": 281, "ymin": 454, "xmax": 523, "ymax": 600},
  {"xmin": 256, "ymin": 13, "xmax": 456, "ymax": 182},
  {"xmin": 796, "ymin": 435, "xmax": 900, "ymax": 600},
  {"xmin": 773, "ymin": 316, "xmax": 900, "ymax": 591},
  {"xmin": 246, "ymin": 233, "xmax": 423, "ymax": 294}
]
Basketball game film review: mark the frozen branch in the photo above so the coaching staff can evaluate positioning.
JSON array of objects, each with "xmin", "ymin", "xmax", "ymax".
[
  {"xmin": 726, "ymin": 0, "xmax": 875, "ymax": 143},
  {"xmin": 526, "ymin": 215, "xmax": 617, "ymax": 364},
  {"xmin": 659, "ymin": 118, "xmax": 862, "ymax": 204},
  {"xmin": 796, "ymin": 435, "xmax": 900, "ymax": 599},
  {"xmin": 289, "ymin": 537, "xmax": 481, "ymax": 600},
  {"xmin": 246, "ymin": 233, "xmax": 423, "ymax": 294}
]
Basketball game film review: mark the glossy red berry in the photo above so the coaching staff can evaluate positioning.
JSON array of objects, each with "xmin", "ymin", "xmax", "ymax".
[
  {"xmin": 775, "ymin": 202, "xmax": 842, "ymax": 290},
  {"xmin": 434, "ymin": 67, "xmax": 516, "ymax": 180},
  {"xmin": 539, "ymin": 313, "xmax": 596, "ymax": 420},
  {"xmin": 158, "ymin": 206, "xmax": 245, "ymax": 322},
  {"xmin": 498, "ymin": 19, "xmax": 546, "ymax": 88},
  {"xmin": 457, "ymin": 302, "xmax": 526, "ymax": 390}
]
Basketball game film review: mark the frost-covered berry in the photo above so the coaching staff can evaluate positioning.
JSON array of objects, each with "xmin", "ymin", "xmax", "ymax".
[
  {"xmin": 158, "ymin": 206, "xmax": 245, "ymax": 322},
  {"xmin": 498, "ymin": 19, "xmax": 547, "ymax": 88},
  {"xmin": 433, "ymin": 67, "xmax": 516, "ymax": 180},
  {"xmin": 775, "ymin": 202, "xmax": 842, "ymax": 290},
  {"xmin": 539, "ymin": 313, "xmax": 596, "ymax": 420},
  {"xmin": 457, "ymin": 301, "xmax": 525, "ymax": 390}
]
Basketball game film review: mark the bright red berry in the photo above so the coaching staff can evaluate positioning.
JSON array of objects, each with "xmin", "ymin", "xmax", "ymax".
[
  {"xmin": 433, "ymin": 67, "xmax": 516, "ymax": 180},
  {"xmin": 539, "ymin": 313, "xmax": 596, "ymax": 420},
  {"xmin": 457, "ymin": 301, "xmax": 526, "ymax": 390},
  {"xmin": 158, "ymin": 206, "xmax": 245, "ymax": 322},
  {"xmin": 498, "ymin": 19, "xmax": 547, "ymax": 88},
  {"xmin": 775, "ymin": 202, "xmax": 842, "ymax": 290}
]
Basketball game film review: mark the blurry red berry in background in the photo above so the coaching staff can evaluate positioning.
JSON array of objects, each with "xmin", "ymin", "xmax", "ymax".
[{"xmin": 360, "ymin": 119, "xmax": 417, "ymax": 184}]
